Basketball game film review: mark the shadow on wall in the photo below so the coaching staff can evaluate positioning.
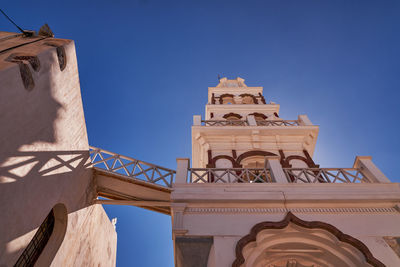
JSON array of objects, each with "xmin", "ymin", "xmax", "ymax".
[
  {"xmin": 0, "ymin": 150, "xmax": 93, "ymax": 265},
  {"xmin": 0, "ymin": 48, "xmax": 63, "ymax": 167},
  {"xmin": 0, "ymin": 39, "xmax": 96, "ymax": 265}
]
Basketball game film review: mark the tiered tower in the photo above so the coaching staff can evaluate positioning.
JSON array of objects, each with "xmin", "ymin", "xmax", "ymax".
[
  {"xmin": 191, "ymin": 77, "xmax": 319, "ymax": 172},
  {"xmin": 172, "ymin": 77, "xmax": 400, "ymax": 267}
]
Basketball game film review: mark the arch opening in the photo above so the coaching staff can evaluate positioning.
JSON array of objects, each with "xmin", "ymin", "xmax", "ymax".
[{"xmin": 233, "ymin": 212, "xmax": 384, "ymax": 267}]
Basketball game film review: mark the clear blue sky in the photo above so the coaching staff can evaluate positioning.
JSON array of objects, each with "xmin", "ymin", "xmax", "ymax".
[{"xmin": 2, "ymin": 1, "xmax": 400, "ymax": 266}]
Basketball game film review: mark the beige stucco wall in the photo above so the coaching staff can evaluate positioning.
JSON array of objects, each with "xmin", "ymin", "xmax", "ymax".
[
  {"xmin": 51, "ymin": 204, "xmax": 117, "ymax": 267},
  {"xmin": 0, "ymin": 33, "xmax": 116, "ymax": 266},
  {"xmin": 172, "ymin": 183, "xmax": 400, "ymax": 267}
]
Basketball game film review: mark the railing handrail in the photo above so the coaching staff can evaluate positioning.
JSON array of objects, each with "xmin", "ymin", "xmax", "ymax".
[
  {"xmin": 188, "ymin": 167, "xmax": 272, "ymax": 183},
  {"xmin": 201, "ymin": 119, "xmax": 300, "ymax": 126},
  {"xmin": 89, "ymin": 146, "xmax": 175, "ymax": 188},
  {"xmin": 283, "ymin": 167, "xmax": 369, "ymax": 184}
]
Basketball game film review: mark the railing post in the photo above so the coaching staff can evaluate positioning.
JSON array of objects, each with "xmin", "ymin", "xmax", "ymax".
[
  {"xmin": 298, "ymin": 115, "xmax": 313, "ymax": 126},
  {"xmin": 265, "ymin": 156, "xmax": 288, "ymax": 183},
  {"xmin": 247, "ymin": 115, "xmax": 257, "ymax": 126},
  {"xmin": 193, "ymin": 115, "xmax": 202, "ymax": 126},
  {"xmin": 353, "ymin": 156, "xmax": 390, "ymax": 183},
  {"xmin": 175, "ymin": 158, "xmax": 190, "ymax": 184}
]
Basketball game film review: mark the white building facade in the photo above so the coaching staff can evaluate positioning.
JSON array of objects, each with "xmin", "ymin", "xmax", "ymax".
[{"xmin": 172, "ymin": 78, "xmax": 400, "ymax": 267}]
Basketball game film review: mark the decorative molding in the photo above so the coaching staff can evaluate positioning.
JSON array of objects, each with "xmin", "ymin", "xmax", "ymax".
[
  {"xmin": 232, "ymin": 150, "xmax": 237, "ymax": 159},
  {"xmin": 185, "ymin": 207, "xmax": 398, "ymax": 214},
  {"xmin": 236, "ymin": 150, "xmax": 277, "ymax": 165},
  {"xmin": 279, "ymin": 150, "xmax": 319, "ymax": 169},
  {"xmin": 206, "ymin": 155, "xmax": 240, "ymax": 168},
  {"xmin": 232, "ymin": 212, "xmax": 385, "ymax": 267},
  {"xmin": 258, "ymin": 92, "xmax": 266, "ymax": 104},
  {"xmin": 208, "ymin": 150, "xmax": 279, "ymax": 168}
]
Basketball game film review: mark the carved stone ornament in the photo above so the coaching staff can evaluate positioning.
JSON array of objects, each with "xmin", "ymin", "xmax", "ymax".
[{"xmin": 233, "ymin": 212, "xmax": 384, "ymax": 267}]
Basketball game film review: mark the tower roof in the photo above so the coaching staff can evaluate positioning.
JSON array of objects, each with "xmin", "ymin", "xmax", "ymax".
[{"xmin": 216, "ymin": 77, "xmax": 247, "ymax": 88}]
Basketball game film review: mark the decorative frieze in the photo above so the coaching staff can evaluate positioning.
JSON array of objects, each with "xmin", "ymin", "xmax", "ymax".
[{"xmin": 185, "ymin": 207, "xmax": 398, "ymax": 214}]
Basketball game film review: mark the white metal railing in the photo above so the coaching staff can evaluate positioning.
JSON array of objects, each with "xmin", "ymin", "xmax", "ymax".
[
  {"xmin": 283, "ymin": 168, "xmax": 370, "ymax": 183},
  {"xmin": 189, "ymin": 168, "xmax": 273, "ymax": 183},
  {"xmin": 256, "ymin": 120, "xmax": 299, "ymax": 126},
  {"xmin": 202, "ymin": 120, "xmax": 248, "ymax": 126},
  {"xmin": 90, "ymin": 146, "xmax": 175, "ymax": 188}
]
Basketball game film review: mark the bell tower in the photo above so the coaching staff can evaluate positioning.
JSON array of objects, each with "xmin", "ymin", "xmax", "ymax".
[
  {"xmin": 192, "ymin": 77, "xmax": 319, "ymax": 174},
  {"xmin": 172, "ymin": 77, "xmax": 400, "ymax": 267}
]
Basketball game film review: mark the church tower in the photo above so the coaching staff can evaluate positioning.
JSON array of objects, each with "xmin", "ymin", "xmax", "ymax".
[{"xmin": 172, "ymin": 77, "xmax": 400, "ymax": 267}]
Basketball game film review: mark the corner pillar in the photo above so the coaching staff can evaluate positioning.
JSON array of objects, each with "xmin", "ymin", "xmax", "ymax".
[
  {"xmin": 193, "ymin": 115, "xmax": 202, "ymax": 126},
  {"xmin": 247, "ymin": 115, "xmax": 257, "ymax": 126},
  {"xmin": 265, "ymin": 156, "xmax": 288, "ymax": 183},
  {"xmin": 298, "ymin": 114, "xmax": 313, "ymax": 125},
  {"xmin": 353, "ymin": 156, "xmax": 390, "ymax": 183},
  {"xmin": 175, "ymin": 158, "xmax": 190, "ymax": 184}
]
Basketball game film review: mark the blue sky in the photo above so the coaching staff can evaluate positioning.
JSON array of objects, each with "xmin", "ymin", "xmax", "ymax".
[{"xmin": 2, "ymin": 1, "xmax": 400, "ymax": 266}]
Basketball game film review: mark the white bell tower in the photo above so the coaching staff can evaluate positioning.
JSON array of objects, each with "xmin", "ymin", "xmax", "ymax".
[{"xmin": 172, "ymin": 77, "xmax": 400, "ymax": 267}]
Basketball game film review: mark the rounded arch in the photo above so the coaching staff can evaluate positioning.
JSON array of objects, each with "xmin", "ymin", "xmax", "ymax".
[
  {"xmin": 239, "ymin": 94, "xmax": 258, "ymax": 104},
  {"xmin": 248, "ymin": 112, "xmax": 268, "ymax": 120},
  {"xmin": 236, "ymin": 150, "xmax": 277, "ymax": 165},
  {"xmin": 35, "ymin": 203, "xmax": 68, "ymax": 266},
  {"xmin": 219, "ymin": 94, "xmax": 235, "ymax": 104},
  {"xmin": 223, "ymin": 113, "xmax": 243, "ymax": 120},
  {"xmin": 208, "ymin": 155, "xmax": 239, "ymax": 168},
  {"xmin": 233, "ymin": 212, "xmax": 384, "ymax": 267}
]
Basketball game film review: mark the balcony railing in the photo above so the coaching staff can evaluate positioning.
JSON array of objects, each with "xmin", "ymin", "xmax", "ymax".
[
  {"xmin": 256, "ymin": 120, "xmax": 299, "ymax": 126},
  {"xmin": 90, "ymin": 146, "xmax": 175, "ymax": 188},
  {"xmin": 189, "ymin": 168, "xmax": 273, "ymax": 183},
  {"xmin": 283, "ymin": 168, "xmax": 370, "ymax": 183},
  {"xmin": 202, "ymin": 120, "xmax": 248, "ymax": 126},
  {"xmin": 201, "ymin": 119, "xmax": 300, "ymax": 127}
]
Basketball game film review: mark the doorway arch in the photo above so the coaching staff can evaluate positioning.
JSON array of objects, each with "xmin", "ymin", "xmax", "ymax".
[{"xmin": 233, "ymin": 212, "xmax": 384, "ymax": 267}]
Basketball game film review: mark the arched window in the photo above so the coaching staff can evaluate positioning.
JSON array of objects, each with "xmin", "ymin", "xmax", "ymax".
[
  {"xmin": 223, "ymin": 113, "xmax": 242, "ymax": 120},
  {"xmin": 14, "ymin": 210, "xmax": 55, "ymax": 266},
  {"xmin": 14, "ymin": 204, "xmax": 67, "ymax": 267},
  {"xmin": 240, "ymin": 94, "xmax": 258, "ymax": 104},
  {"xmin": 219, "ymin": 94, "xmax": 235, "ymax": 104},
  {"xmin": 249, "ymin": 112, "xmax": 268, "ymax": 121}
]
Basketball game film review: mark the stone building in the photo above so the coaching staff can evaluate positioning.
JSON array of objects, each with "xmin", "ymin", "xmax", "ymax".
[
  {"xmin": 1, "ymin": 31, "xmax": 400, "ymax": 267},
  {"xmin": 0, "ymin": 31, "xmax": 117, "ymax": 266}
]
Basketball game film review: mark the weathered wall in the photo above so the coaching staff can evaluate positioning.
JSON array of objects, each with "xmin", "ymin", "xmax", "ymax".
[
  {"xmin": 51, "ymin": 204, "xmax": 117, "ymax": 267},
  {"xmin": 0, "ymin": 32, "xmax": 116, "ymax": 266}
]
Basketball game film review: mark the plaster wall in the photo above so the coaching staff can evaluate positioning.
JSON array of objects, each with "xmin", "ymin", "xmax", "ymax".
[
  {"xmin": 51, "ymin": 204, "xmax": 117, "ymax": 267},
  {"xmin": 172, "ymin": 183, "xmax": 400, "ymax": 266},
  {"xmin": 0, "ymin": 33, "xmax": 116, "ymax": 266}
]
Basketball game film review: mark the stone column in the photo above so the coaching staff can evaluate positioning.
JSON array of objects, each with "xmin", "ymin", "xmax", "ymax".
[
  {"xmin": 265, "ymin": 156, "xmax": 288, "ymax": 183},
  {"xmin": 353, "ymin": 156, "xmax": 390, "ymax": 183},
  {"xmin": 298, "ymin": 114, "xmax": 313, "ymax": 126},
  {"xmin": 247, "ymin": 115, "xmax": 257, "ymax": 126},
  {"xmin": 193, "ymin": 115, "xmax": 202, "ymax": 126},
  {"xmin": 175, "ymin": 158, "xmax": 190, "ymax": 184}
]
